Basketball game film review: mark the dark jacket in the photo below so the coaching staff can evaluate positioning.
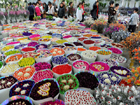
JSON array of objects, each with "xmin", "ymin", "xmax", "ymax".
[
  {"xmin": 44, "ymin": 4, "xmax": 48, "ymax": 12},
  {"xmin": 28, "ymin": 5, "xmax": 34, "ymax": 15},
  {"xmin": 58, "ymin": 6, "xmax": 65, "ymax": 18},
  {"xmin": 108, "ymin": 7, "xmax": 116, "ymax": 23},
  {"xmin": 91, "ymin": 4, "xmax": 98, "ymax": 19},
  {"xmin": 68, "ymin": 6, "xmax": 73, "ymax": 17}
]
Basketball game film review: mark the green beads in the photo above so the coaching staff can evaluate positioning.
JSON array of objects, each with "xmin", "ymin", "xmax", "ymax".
[
  {"xmin": 18, "ymin": 57, "xmax": 35, "ymax": 67},
  {"xmin": 5, "ymin": 50, "xmax": 20, "ymax": 56}
]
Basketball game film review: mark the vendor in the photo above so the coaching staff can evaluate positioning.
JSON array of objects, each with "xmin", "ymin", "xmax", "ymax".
[{"xmin": 128, "ymin": 8, "xmax": 139, "ymax": 32}]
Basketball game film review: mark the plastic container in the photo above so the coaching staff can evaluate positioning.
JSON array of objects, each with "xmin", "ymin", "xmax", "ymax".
[
  {"xmin": 7, "ymin": 41, "xmax": 20, "ymax": 46},
  {"xmin": 1, "ymin": 95, "xmax": 34, "ymax": 105},
  {"xmin": 108, "ymin": 47, "xmax": 123, "ymax": 56},
  {"xmin": 90, "ymin": 62, "xmax": 110, "ymax": 75},
  {"xmin": 73, "ymin": 60, "xmax": 90, "ymax": 74},
  {"xmin": 52, "ymin": 64, "xmax": 72, "ymax": 78},
  {"xmin": 81, "ymin": 50, "xmax": 97, "ymax": 63},
  {"xmin": 5, "ymin": 54, "xmax": 23, "ymax": 64},
  {"xmin": 21, "ymin": 47, "xmax": 36, "ymax": 53},
  {"xmin": 52, "ymin": 56, "xmax": 68, "ymax": 67},
  {"xmin": 39, "ymin": 38, "xmax": 51, "ymax": 45},
  {"xmin": 94, "ymin": 40, "xmax": 105, "ymax": 47},
  {"xmin": 83, "ymin": 39, "xmax": 95, "ymax": 48},
  {"xmin": 0, "ymin": 76, "xmax": 17, "ymax": 103},
  {"xmin": 63, "ymin": 46, "xmax": 77, "ymax": 55},
  {"xmin": 67, "ymin": 53, "xmax": 81, "ymax": 64},
  {"xmin": 96, "ymin": 49, "xmax": 112, "ymax": 61},
  {"xmin": 30, "ymin": 78, "xmax": 60, "ymax": 105}
]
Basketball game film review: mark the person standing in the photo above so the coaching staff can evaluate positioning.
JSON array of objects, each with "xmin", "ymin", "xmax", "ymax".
[
  {"xmin": 28, "ymin": 2, "xmax": 34, "ymax": 20},
  {"xmin": 90, "ymin": 1, "xmax": 99, "ymax": 20},
  {"xmin": 76, "ymin": 3, "xmax": 83, "ymax": 22},
  {"xmin": 68, "ymin": 2, "xmax": 73, "ymax": 17},
  {"xmin": 48, "ymin": 2, "xmax": 55, "ymax": 16},
  {"xmin": 62, "ymin": 0, "xmax": 67, "ymax": 15},
  {"xmin": 38, "ymin": 0, "xmax": 41, "ymax": 5},
  {"xmin": 114, "ymin": 3, "xmax": 120, "ymax": 22},
  {"xmin": 81, "ymin": 1, "xmax": 85, "ymax": 22},
  {"xmin": 58, "ymin": 3, "xmax": 65, "ymax": 18},
  {"xmin": 52, "ymin": 0, "xmax": 57, "ymax": 12},
  {"xmin": 40, "ymin": 3, "xmax": 44, "ymax": 18},
  {"xmin": 35, "ymin": 2, "xmax": 41, "ymax": 16},
  {"xmin": 128, "ymin": 8, "xmax": 139, "ymax": 32},
  {"xmin": 108, "ymin": 1, "xmax": 116, "ymax": 24},
  {"xmin": 43, "ymin": 2, "xmax": 48, "ymax": 12}
]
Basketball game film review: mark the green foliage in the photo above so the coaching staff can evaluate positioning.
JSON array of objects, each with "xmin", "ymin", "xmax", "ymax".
[
  {"xmin": 99, "ymin": 2, "xmax": 106, "ymax": 8},
  {"xmin": 33, "ymin": 16, "xmax": 41, "ymax": 20},
  {"xmin": 46, "ymin": 15, "xmax": 53, "ymax": 20},
  {"xmin": 85, "ymin": 3, "xmax": 90, "ymax": 7}
]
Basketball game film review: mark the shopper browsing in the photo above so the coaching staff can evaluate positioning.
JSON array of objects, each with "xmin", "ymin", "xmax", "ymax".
[
  {"xmin": 114, "ymin": 3, "xmax": 120, "ymax": 22},
  {"xmin": 58, "ymin": 3, "xmax": 65, "ymax": 18},
  {"xmin": 128, "ymin": 8, "xmax": 139, "ymax": 32},
  {"xmin": 68, "ymin": 2, "xmax": 74, "ymax": 17},
  {"xmin": 48, "ymin": 2, "xmax": 55, "ymax": 16},
  {"xmin": 90, "ymin": 1, "xmax": 99, "ymax": 20},
  {"xmin": 108, "ymin": 1, "xmax": 116, "ymax": 24},
  {"xmin": 35, "ymin": 2, "xmax": 41, "ymax": 16},
  {"xmin": 76, "ymin": 3, "xmax": 83, "ymax": 22},
  {"xmin": 81, "ymin": 1, "xmax": 85, "ymax": 22},
  {"xmin": 28, "ymin": 2, "xmax": 35, "ymax": 21}
]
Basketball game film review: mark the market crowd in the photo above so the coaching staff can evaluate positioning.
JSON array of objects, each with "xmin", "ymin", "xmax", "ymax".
[{"xmin": 28, "ymin": 0, "xmax": 139, "ymax": 32}]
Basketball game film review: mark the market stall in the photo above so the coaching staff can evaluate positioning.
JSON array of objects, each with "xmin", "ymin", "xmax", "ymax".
[{"xmin": 0, "ymin": 16, "xmax": 139, "ymax": 104}]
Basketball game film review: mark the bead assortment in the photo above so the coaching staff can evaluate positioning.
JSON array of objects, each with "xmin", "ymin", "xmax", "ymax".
[
  {"xmin": 18, "ymin": 57, "xmax": 35, "ymax": 67},
  {"xmin": 32, "ymin": 70, "xmax": 53, "ymax": 83},
  {"xmin": 57, "ymin": 74, "xmax": 79, "ymax": 94},
  {"xmin": 53, "ymin": 64, "xmax": 72, "ymax": 75},
  {"xmin": 0, "ymin": 63, "xmax": 20, "ymax": 76},
  {"xmin": 10, "ymin": 80, "xmax": 35, "ymax": 96},
  {"xmin": 30, "ymin": 79, "xmax": 59, "ymax": 100},
  {"xmin": 0, "ymin": 76, "xmax": 17, "ymax": 90},
  {"xmin": 13, "ymin": 66, "xmax": 35, "ymax": 81},
  {"xmin": 65, "ymin": 89, "xmax": 97, "ymax": 105},
  {"xmin": 34, "ymin": 62, "xmax": 51, "ymax": 71},
  {"xmin": 52, "ymin": 56, "xmax": 68, "ymax": 65}
]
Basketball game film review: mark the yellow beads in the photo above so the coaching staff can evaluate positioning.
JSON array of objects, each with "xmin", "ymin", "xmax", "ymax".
[
  {"xmin": 18, "ymin": 57, "xmax": 35, "ymax": 67},
  {"xmin": 2, "ymin": 46, "xmax": 14, "ymax": 52},
  {"xmin": 1, "ymin": 63, "xmax": 19, "ymax": 74},
  {"xmin": 56, "ymin": 40, "xmax": 68, "ymax": 44},
  {"xmin": 41, "ymin": 35, "xmax": 52, "ymax": 39}
]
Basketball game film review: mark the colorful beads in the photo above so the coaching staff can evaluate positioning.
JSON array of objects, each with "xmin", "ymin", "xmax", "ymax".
[
  {"xmin": 34, "ymin": 62, "xmax": 51, "ymax": 71},
  {"xmin": 57, "ymin": 74, "xmax": 79, "ymax": 94},
  {"xmin": 97, "ymin": 50, "xmax": 112, "ymax": 55},
  {"xmin": 39, "ymin": 38, "xmax": 50, "ymax": 42},
  {"xmin": 32, "ymin": 70, "xmax": 53, "ymax": 83},
  {"xmin": 52, "ymin": 64, "xmax": 72, "ymax": 75},
  {"xmin": 13, "ymin": 66, "xmax": 35, "ymax": 81},
  {"xmin": 4, "ymin": 50, "xmax": 20, "ymax": 56},
  {"xmin": 89, "ymin": 46, "xmax": 101, "ymax": 51},
  {"xmin": 2, "ymin": 46, "xmax": 14, "ymax": 52},
  {"xmin": 18, "ymin": 57, "xmax": 35, "ymax": 67},
  {"xmin": 41, "ymin": 35, "xmax": 52, "ymax": 39},
  {"xmin": 0, "ymin": 63, "xmax": 20, "ymax": 76},
  {"xmin": 5, "ymin": 54, "xmax": 23, "ymax": 63},
  {"xmin": 21, "ymin": 47, "xmax": 36, "ymax": 52},
  {"xmin": 50, "ymin": 48, "xmax": 65, "ymax": 56},
  {"xmin": 56, "ymin": 39, "xmax": 67, "ymax": 44},
  {"xmin": 28, "ymin": 42, "xmax": 38, "ymax": 47}
]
